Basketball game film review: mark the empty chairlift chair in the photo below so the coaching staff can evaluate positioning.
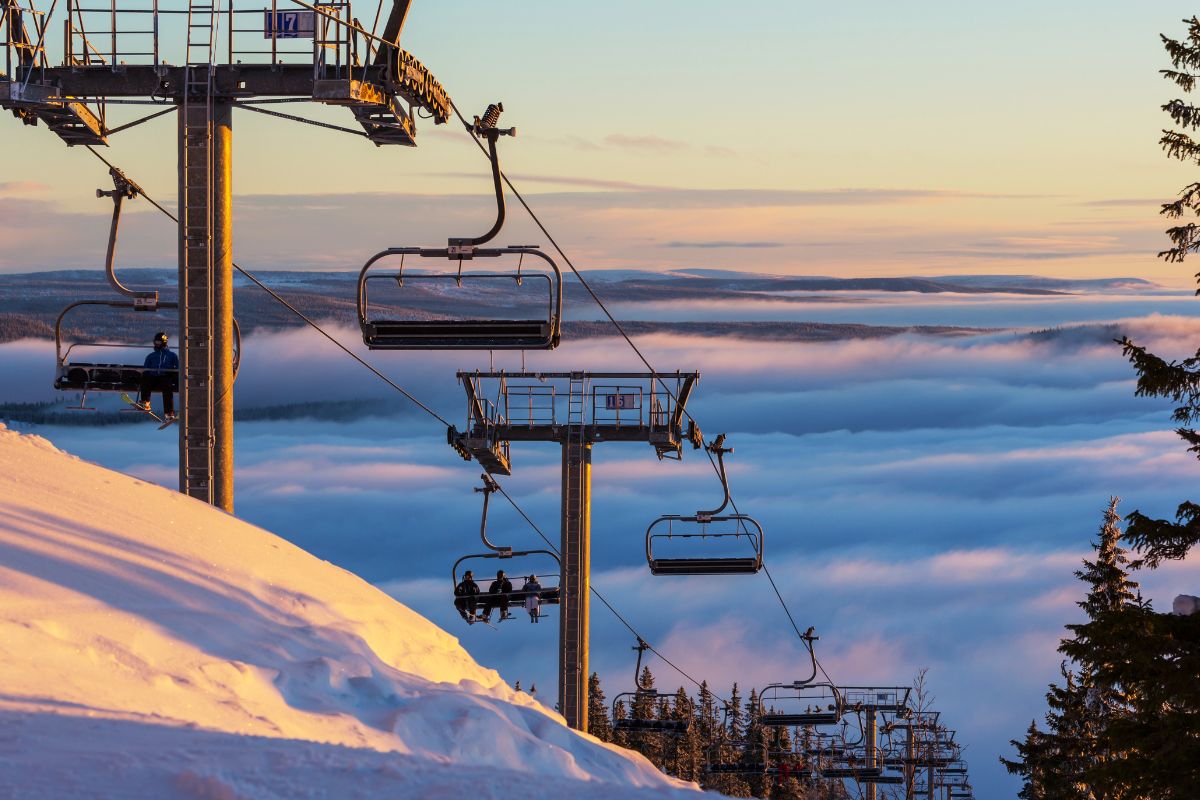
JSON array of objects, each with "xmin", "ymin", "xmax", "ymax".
[
  {"xmin": 356, "ymin": 103, "xmax": 562, "ymax": 351},
  {"xmin": 611, "ymin": 639, "xmax": 689, "ymax": 734},
  {"xmin": 450, "ymin": 474, "xmax": 561, "ymax": 625},
  {"xmin": 645, "ymin": 435, "xmax": 763, "ymax": 575}
]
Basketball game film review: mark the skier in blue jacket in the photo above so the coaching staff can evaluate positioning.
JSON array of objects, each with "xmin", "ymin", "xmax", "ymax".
[{"xmin": 139, "ymin": 331, "xmax": 179, "ymax": 419}]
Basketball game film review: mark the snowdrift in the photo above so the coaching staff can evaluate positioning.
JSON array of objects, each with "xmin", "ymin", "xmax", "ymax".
[{"xmin": 0, "ymin": 425, "xmax": 701, "ymax": 799}]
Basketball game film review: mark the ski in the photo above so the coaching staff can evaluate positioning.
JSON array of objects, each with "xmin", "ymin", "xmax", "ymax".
[{"xmin": 120, "ymin": 393, "xmax": 163, "ymax": 424}]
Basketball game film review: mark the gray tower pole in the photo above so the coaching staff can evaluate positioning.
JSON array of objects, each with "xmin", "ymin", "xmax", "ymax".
[
  {"xmin": 559, "ymin": 436, "xmax": 592, "ymax": 730},
  {"xmin": 905, "ymin": 724, "xmax": 914, "ymax": 800},
  {"xmin": 865, "ymin": 706, "xmax": 877, "ymax": 800}
]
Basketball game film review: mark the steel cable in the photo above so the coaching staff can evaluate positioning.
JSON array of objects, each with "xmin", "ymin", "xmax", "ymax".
[
  {"xmin": 78, "ymin": 143, "xmax": 711, "ymax": 699},
  {"xmin": 448, "ymin": 101, "xmax": 835, "ymax": 684}
]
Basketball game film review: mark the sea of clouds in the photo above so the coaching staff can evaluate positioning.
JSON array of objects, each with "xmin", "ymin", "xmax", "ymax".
[{"xmin": 3, "ymin": 293, "xmax": 1200, "ymax": 799}]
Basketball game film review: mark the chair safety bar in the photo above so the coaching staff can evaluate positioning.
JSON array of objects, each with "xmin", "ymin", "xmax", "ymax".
[
  {"xmin": 356, "ymin": 246, "xmax": 562, "ymax": 350},
  {"xmin": 645, "ymin": 514, "xmax": 764, "ymax": 576}
]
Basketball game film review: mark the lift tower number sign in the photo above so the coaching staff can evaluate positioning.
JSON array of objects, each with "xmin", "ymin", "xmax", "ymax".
[
  {"xmin": 605, "ymin": 393, "xmax": 639, "ymax": 410},
  {"xmin": 264, "ymin": 10, "xmax": 315, "ymax": 38}
]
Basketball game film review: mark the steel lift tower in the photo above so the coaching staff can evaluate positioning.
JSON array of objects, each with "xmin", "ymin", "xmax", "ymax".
[
  {"xmin": 450, "ymin": 370, "xmax": 702, "ymax": 731},
  {"xmin": 1, "ymin": 0, "xmax": 449, "ymax": 511}
]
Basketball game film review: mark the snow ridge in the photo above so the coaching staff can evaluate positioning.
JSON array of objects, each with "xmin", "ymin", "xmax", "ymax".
[{"xmin": 0, "ymin": 425, "xmax": 701, "ymax": 798}]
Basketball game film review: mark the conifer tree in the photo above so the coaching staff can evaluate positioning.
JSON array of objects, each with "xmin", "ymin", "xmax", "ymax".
[
  {"xmin": 710, "ymin": 684, "xmax": 752, "ymax": 798},
  {"xmin": 611, "ymin": 697, "xmax": 630, "ymax": 749},
  {"xmin": 586, "ymin": 672, "xmax": 613, "ymax": 743},
  {"xmin": 1003, "ymin": 664, "xmax": 1095, "ymax": 800},
  {"xmin": 627, "ymin": 666, "xmax": 666, "ymax": 768},
  {"xmin": 1157, "ymin": 16, "xmax": 1200, "ymax": 263},
  {"xmin": 743, "ymin": 689, "xmax": 771, "ymax": 798},
  {"xmin": 1119, "ymin": 15, "xmax": 1200, "ymax": 563},
  {"xmin": 1004, "ymin": 500, "xmax": 1141, "ymax": 798},
  {"xmin": 696, "ymin": 681, "xmax": 725, "ymax": 793},
  {"xmin": 1059, "ymin": 502, "xmax": 1200, "ymax": 798},
  {"xmin": 662, "ymin": 686, "xmax": 700, "ymax": 781},
  {"xmin": 728, "ymin": 683, "xmax": 746, "ymax": 745}
]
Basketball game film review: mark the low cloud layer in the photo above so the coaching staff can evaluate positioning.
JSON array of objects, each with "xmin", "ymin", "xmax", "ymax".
[{"xmin": 5, "ymin": 293, "xmax": 1200, "ymax": 799}]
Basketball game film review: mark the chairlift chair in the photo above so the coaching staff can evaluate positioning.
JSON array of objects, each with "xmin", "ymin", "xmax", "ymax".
[
  {"xmin": 645, "ymin": 435, "xmax": 764, "ymax": 576},
  {"xmin": 357, "ymin": 103, "xmax": 562, "ymax": 351},
  {"xmin": 450, "ymin": 474, "xmax": 561, "ymax": 624},
  {"xmin": 54, "ymin": 301, "xmax": 242, "ymax": 397},
  {"xmin": 760, "ymin": 682, "xmax": 844, "ymax": 727},
  {"xmin": 53, "ymin": 170, "xmax": 241, "ymax": 403},
  {"xmin": 755, "ymin": 627, "xmax": 842, "ymax": 727},
  {"xmin": 611, "ymin": 639, "xmax": 688, "ymax": 734}
]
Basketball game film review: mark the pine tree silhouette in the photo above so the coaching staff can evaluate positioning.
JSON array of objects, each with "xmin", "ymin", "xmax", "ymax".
[{"xmin": 586, "ymin": 672, "xmax": 612, "ymax": 743}]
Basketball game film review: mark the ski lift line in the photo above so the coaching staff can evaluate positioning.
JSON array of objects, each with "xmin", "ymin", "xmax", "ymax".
[
  {"xmin": 81, "ymin": 146, "xmax": 453, "ymax": 429},
  {"xmin": 447, "ymin": 100, "xmax": 705, "ymax": 434},
  {"xmin": 711, "ymin": 437, "xmax": 837, "ymax": 686},
  {"xmin": 234, "ymin": 101, "xmax": 370, "ymax": 138},
  {"xmin": 449, "ymin": 100, "xmax": 763, "ymax": 554},
  {"xmin": 447, "ymin": 102, "xmax": 836, "ymax": 683},
  {"xmin": 77, "ymin": 145, "xmax": 712, "ymax": 700},
  {"xmin": 487, "ymin": 476, "xmax": 723, "ymax": 702}
]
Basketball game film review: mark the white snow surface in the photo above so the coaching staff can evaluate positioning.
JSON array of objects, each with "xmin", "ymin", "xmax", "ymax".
[{"xmin": 0, "ymin": 425, "xmax": 702, "ymax": 799}]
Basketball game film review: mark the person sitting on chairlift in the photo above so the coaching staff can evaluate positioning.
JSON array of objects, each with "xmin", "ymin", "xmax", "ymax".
[
  {"xmin": 139, "ymin": 331, "xmax": 179, "ymax": 420},
  {"xmin": 522, "ymin": 574, "xmax": 542, "ymax": 623},
  {"xmin": 482, "ymin": 569, "xmax": 513, "ymax": 623},
  {"xmin": 454, "ymin": 570, "xmax": 479, "ymax": 623}
]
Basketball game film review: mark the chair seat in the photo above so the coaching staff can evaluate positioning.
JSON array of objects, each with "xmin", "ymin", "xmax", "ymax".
[
  {"xmin": 613, "ymin": 718, "xmax": 688, "ymax": 733},
  {"xmin": 464, "ymin": 588, "xmax": 561, "ymax": 609},
  {"xmin": 821, "ymin": 766, "xmax": 882, "ymax": 779},
  {"xmin": 761, "ymin": 711, "xmax": 840, "ymax": 726},
  {"xmin": 364, "ymin": 319, "xmax": 554, "ymax": 349},
  {"xmin": 648, "ymin": 557, "xmax": 761, "ymax": 576},
  {"xmin": 55, "ymin": 363, "xmax": 177, "ymax": 393}
]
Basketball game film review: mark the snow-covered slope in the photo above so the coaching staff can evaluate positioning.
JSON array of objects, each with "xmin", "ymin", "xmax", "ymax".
[{"xmin": 0, "ymin": 425, "xmax": 701, "ymax": 799}]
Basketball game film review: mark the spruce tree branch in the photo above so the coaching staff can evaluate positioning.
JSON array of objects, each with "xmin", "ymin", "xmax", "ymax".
[
  {"xmin": 1164, "ymin": 99, "xmax": 1200, "ymax": 129},
  {"xmin": 1124, "ymin": 505, "xmax": 1200, "ymax": 567}
]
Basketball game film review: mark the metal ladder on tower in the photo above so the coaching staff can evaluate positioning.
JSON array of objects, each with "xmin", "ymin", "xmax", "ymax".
[
  {"xmin": 567, "ymin": 372, "xmax": 585, "ymax": 430},
  {"xmin": 178, "ymin": 0, "xmax": 219, "ymax": 502},
  {"xmin": 559, "ymin": 371, "xmax": 590, "ymax": 728}
]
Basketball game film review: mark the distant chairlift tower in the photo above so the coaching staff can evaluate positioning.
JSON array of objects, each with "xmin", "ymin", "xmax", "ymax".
[
  {"xmin": 1, "ymin": 0, "xmax": 450, "ymax": 511},
  {"xmin": 450, "ymin": 370, "xmax": 702, "ymax": 731}
]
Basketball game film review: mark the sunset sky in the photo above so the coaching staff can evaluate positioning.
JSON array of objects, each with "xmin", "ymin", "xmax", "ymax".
[
  {"xmin": 3, "ymin": 0, "xmax": 1199, "ymax": 282},
  {"xmin": 6, "ymin": 4, "xmax": 1200, "ymax": 798}
]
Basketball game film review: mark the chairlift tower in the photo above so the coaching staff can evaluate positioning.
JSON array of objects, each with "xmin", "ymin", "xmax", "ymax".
[
  {"xmin": 2, "ymin": 0, "xmax": 449, "ymax": 511},
  {"xmin": 451, "ymin": 370, "xmax": 702, "ymax": 730}
]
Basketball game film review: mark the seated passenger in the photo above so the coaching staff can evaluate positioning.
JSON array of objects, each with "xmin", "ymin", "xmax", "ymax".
[
  {"xmin": 454, "ymin": 570, "xmax": 479, "ymax": 623},
  {"xmin": 482, "ymin": 569, "xmax": 513, "ymax": 623},
  {"xmin": 138, "ymin": 331, "xmax": 178, "ymax": 420},
  {"xmin": 522, "ymin": 574, "xmax": 542, "ymax": 623}
]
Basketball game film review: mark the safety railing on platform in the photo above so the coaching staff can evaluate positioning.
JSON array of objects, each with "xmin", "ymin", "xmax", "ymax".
[
  {"xmin": 503, "ymin": 384, "xmax": 556, "ymax": 427},
  {"xmin": 592, "ymin": 380, "xmax": 674, "ymax": 431},
  {"xmin": 3, "ymin": 0, "xmax": 49, "ymax": 81},
  {"xmin": 52, "ymin": 0, "xmax": 359, "ymax": 71}
]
